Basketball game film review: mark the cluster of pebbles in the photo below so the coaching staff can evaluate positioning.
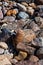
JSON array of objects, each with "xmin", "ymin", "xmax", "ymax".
[{"xmin": 0, "ymin": 0, "xmax": 43, "ymax": 65}]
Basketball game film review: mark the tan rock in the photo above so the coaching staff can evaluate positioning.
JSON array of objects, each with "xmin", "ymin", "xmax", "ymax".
[
  {"xmin": 29, "ymin": 55, "xmax": 39, "ymax": 62},
  {"xmin": 29, "ymin": 3, "xmax": 37, "ymax": 9},
  {"xmin": 21, "ymin": 2, "xmax": 28, "ymax": 7},
  {"xmin": 15, "ymin": 51, "xmax": 27, "ymax": 61},
  {"xmin": 0, "ymin": 57, "xmax": 11, "ymax": 65},
  {"xmin": 0, "ymin": 42, "xmax": 8, "ymax": 49},
  {"xmin": 7, "ymin": 10, "xmax": 12, "ymax": 16}
]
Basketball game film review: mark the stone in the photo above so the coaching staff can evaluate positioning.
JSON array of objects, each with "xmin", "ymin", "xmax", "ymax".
[
  {"xmin": 0, "ymin": 42, "xmax": 8, "ymax": 49},
  {"xmin": 36, "ymin": 47, "xmax": 43, "ymax": 58},
  {"xmin": 21, "ymin": 2, "xmax": 28, "ymax": 7},
  {"xmin": 17, "ymin": 43, "xmax": 35, "ymax": 54},
  {"xmin": 29, "ymin": 3, "xmax": 37, "ymax": 9},
  {"xmin": 27, "ymin": 6, "xmax": 34, "ymax": 15},
  {"xmin": 4, "ymin": 16, "xmax": 15, "ymax": 22},
  {"xmin": 35, "ymin": 17, "xmax": 43, "ymax": 28},
  {"xmin": 29, "ymin": 21, "xmax": 40, "ymax": 32},
  {"xmin": 31, "ymin": 37, "xmax": 43, "ymax": 47},
  {"xmin": 37, "ymin": 5, "xmax": 43, "ymax": 17},
  {"xmin": 11, "ymin": 59, "xmax": 18, "ymax": 64},
  {"xmin": 15, "ymin": 51, "xmax": 27, "ymax": 61},
  {"xmin": 0, "ymin": 10, "xmax": 3, "ymax": 20},
  {"xmin": 3, "ymin": 2, "xmax": 9, "ymax": 7},
  {"xmin": 29, "ymin": 55, "xmax": 39, "ymax": 62},
  {"xmin": 7, "ymin": 10, "xmax": 12, "ymax": 16},
  {"xmin": 0, "ymin": 57, "xmax": 11, "ymax": 65},
  {"xmin": 18, "ymin": 12, "xmax": 29, "ymax": 19},
  {"xmin": 15, "ymin": 60, "xmax": 40, "ymax": 65},
  {"xmin": 0, "ymin": 48, "xmax": 4, "ymax": 54},
  {"xmin": 39, "ymin": 60, "xmax": 43, "ymax": 65},
  {"xmin": 13, "ymin": 29, "xmax": 36, "ymax": 45},
  {"xmin": 12, "ymin": 9, "xmax": 18, "ymax": 15},
  {"xmin": 17, "ymin": 3, "xmax": 27, "ymax": 11}
]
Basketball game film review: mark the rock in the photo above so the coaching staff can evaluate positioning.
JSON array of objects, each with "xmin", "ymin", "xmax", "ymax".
[
  {"xmin": 35, "ymin": 0, "xmax": 43, "ymax": 5},
  {"xmin": 7, "ymin": 10, "xmax": 12, "ymax": 16},
  {"xmin": 0, "ymin": 57, "xmax": 11, "ymax": 65},
  {"xmin": 15, "ymin": 51, "xmax": 27, "ymax": 61},
  {"xmin": 0, "ymin": 48, "xmax": 4, "ymax": 54},
  {"xmin": 17, "ymin": 3, "xmax": 27, "ymax": 11},
  {"xmin": 13, "ymin": 29, "xmax": 36, "ymax": 45},
  {"xmin": 0, "ymin": 10, "xmax": 3, "ymax": 20},
  {"xmin": 15, "ymin": 60, "xmax": 40, "ymax": 65},
  {"xmin": 18, "ymin": 12, "xmax": 29, "ymax": 19},
  {"xmin": 29, "ymin": 3, "xmax": 37, "ymax": 9},
  {"xmin": 11, "ymin": 59, "xmax": 18, "ymax": 64},
  {"xmin": 0, "ymin": 42, "xmax": 8, "ymax": 49},
  {"xmin": 36, "ymin": 47, "xmax": 43, "ymax": 58},
  {"xmin": 17, "ymin": 43, "xmax": 35, "ymax": 54},
  {"xmin": 21, "ymin": 2, "xmax": 28, "ymax": 7},
  {"xmin": 12, "ymin": 9, "xmax": 18, "ymax": 15},
  {"xmin": 29, "ymin": 55, "xmax": 39, "ymax": 62},
  {"xmin": 31, "ymin": 37, "xmax": 43, "ymax": 47},
  {"xmin": 4, "ymin": 16, "xmax": 15, "ymax": 22},
  {"xmin": 39, "ymin": 29, "xmax": 43, "ymax": 37},
  {"xmin": 39, "ymin": 60, "xmax": 43, "ymax": 65},
  {"xmin": 37, "ymin": 5, "xmax": 43, "ymax": 17},
  {"xmin": 3, "ymin": 2, "xmax": 9, "ymax": 7},
  {"xmin": 27, "ymin": 6, "xmax": 34, "ymax": 15},
  {"xmin": 35, "ymin": 17, "xmax": 43, "ymax": 28},
  {"xmin": 29, "ymin": 21, "xmax": 40, "ymax": 32}
]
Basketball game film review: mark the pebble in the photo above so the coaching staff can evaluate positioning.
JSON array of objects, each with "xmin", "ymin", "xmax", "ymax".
[
  {"xmin": 17, "ymin": 43, "xmax": 35, "ymax": 54},
  {"xmin": 17, "ymin": 3, "xmax": 27, "ymax": 11},
  {"xmin": 27, "ymin": 6, "xmax": 34, "ymax": 15},
  {"xmin": 29, "ymin": 55, "xmax": 39, "ymax": 62},
  {"xmin": 0, "ymin": 10, "xmax": 3, "ymax": 20},
  {"xmin": 15, "ymin": 51, "xmax": 27, "ymax": 61},
  {"xmin": 0, "ymin": 57, "xmax": 11, "ymax": 65},
  {"xmin": 21, "ymin": 2, "xmax": 28, "ymax": 7},
  {"xmin": 0, "ymin": 48, "xmax": 4, "ymax": 54},
  {"xmin": 18, "ymin": 11, "xmax": 29, "ymax": 19},
  {"xmin": 0, "ymin": 42, "xmax": 8, "ymax": 49}
]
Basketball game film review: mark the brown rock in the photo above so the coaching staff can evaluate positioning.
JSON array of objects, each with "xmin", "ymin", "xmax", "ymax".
[
  {"xmin": 15, "ymin": 51, "xmax": 27, "ymax": 61},
  {"xmin": 29, "ymin": 55, "xmax": 39, "ymax": 62},
  {"xmin": 29, "ymin": 21, "xmax": 40, "ymax": 32},
  {"xmin": 7, "ymin": 10, "xmax": 12, "ymax": 16},
  {"xmin": 29, "ymin": 3, "xmax": 37, "ymax": 9},
  {"xmin": 21, "ymin": 2, "xmax": 28, "ymax": 7},
  {"xmin": 17, "ymin": 43, "xmax": 35, "ymax": 54}
]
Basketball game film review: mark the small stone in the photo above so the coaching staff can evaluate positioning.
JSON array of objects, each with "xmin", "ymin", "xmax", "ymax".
[
  {"xmin": 0, "ymin": 42, "xmax": 8, "ymax": 49},
  {"xmin": 39, "ymin": 60, "xmax": 43, "ymax": 65},
  {"xmin": 17, "ymin": 3, "xmax": 27, "ymax": 11},
  {"xmin": 29, "ymin": 55, "xmax": 39, "ymax": 62},
  {"xmin": 15, "ymin": 51, "xmax": 27, "ymax": 61},
  {"xmin": 7, "ymin": 10, "xmax": 12, "ymax": 16},
  {"xmin": 0, "ymin": 10, "xmax": 3, "ymax": 20},
  {"xmin": 36, "ymin": 47, "xmax": 43, "ymax": 58},
  {"xmin": 0, "ymin": 57, "xmax": 11, "ymax": 65},
  {"xmin": 3, "ymin": 2, "xmax": 9, "ymax": 7},
  {"xmin": 11, "ymin": 59, "xmax": 18, "ymax": 64},
  {"xmin": 0, "ymin": 48, "xmax": 4, "ymax": 54},
  {"xmin": 31, "ymin": 37, "xmax": 43, "ymax": 47},
  {"xmin": 29, "ymin": 21, "xmax": 40, "ymax": 32},
  {"xmin": 27, "ymin": 6, "xmax": 34, "ymax": 15},
  {"xmin": 17, "ymin": 43, "xmax": 35, "ymax": 54},
  {"xmin": 35, "ymin": 17, "xmax": 43, "ymax": 28},
  {"xmin": 29, "ymin": 3, "xmax": 37, "ymax": 9},
  {"xmin": 4, "ymin": 16, "xmax": 15, "ymax": 22},
  {"xmin": 12, "ymin": 9, "xmax": 18, "ymax": 15},
  {"xmin": 21, "ymin": 2, "xmax": 28, "ymax": 7}
]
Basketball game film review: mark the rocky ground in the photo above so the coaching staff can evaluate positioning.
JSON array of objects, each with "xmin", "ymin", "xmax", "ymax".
[{"xmin": 0, "ymin": 0, "xmax": 43, "ymax": 65}]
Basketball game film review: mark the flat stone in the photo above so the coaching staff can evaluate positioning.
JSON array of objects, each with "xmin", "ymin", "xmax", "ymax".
[
  {"xmin": 0, "ymin": 42, "xmax": 8, "ymax": 49},
  {"xmin": 0, "ymin": 10, "xmax": 3, "ymax": 20},
  {"xmin": 18, "ymin": 12, "xmax": 29, "ymax": 19},
  {"xmin": 17, "ymin": 3, "xmax": 27, "ymax": 11}
]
